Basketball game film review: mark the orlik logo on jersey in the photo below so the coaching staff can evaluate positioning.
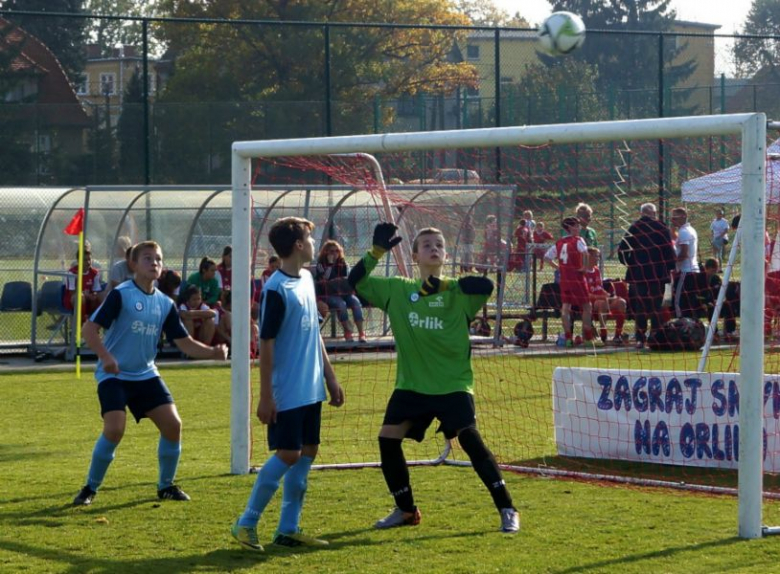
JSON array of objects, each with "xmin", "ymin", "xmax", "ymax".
[{"xmin": 408, "ymin": 312, "xmax": 444, "ymax": 330}]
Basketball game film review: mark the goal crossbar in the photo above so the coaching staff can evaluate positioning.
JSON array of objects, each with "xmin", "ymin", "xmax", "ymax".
[{"xmin": 231, "ymin": 113, "xmax": 768, "ymax": 539}]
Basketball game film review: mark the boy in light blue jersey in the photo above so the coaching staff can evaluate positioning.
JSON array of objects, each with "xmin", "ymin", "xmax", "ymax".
[
  {"xmin": 232, "ymin": 217, "xmax": 344, "ymax": 553},
  {"xmin": 72, "ymin": 241, "xmax": 228, "ymax": 507}
]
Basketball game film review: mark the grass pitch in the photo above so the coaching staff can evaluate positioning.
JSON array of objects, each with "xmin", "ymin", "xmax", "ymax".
[{"xmin": 2, "ymin": 357, "xmax": 780, "ymax": 573}]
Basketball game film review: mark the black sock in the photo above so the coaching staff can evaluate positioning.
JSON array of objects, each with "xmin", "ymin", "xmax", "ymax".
[
  {"xmin": 378, "ymin": 436, "xmax": 415, "ymax": 512},
  {"xmin": 458, "ymin": 427, "xmax": 514, "ymax": 510}
]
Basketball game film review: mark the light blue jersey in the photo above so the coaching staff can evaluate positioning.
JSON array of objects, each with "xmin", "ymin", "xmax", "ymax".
[
  {"xmin": 260, "ymin": 269, "xmax": 325, "ymax": 412},
  {"xmin": 91, "ymin": 281, "xmax": 188, "ymax": 383}
]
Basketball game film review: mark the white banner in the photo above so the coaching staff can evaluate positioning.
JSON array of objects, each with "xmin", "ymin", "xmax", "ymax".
[{"xmin": 553, "ymin": 367, "xmax": 780, "ymax": 471}]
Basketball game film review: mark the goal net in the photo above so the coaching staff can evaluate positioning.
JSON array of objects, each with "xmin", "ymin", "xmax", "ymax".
[{"xmin": 232, "ymin": 114, "xmax": 772, "ymax": 539}]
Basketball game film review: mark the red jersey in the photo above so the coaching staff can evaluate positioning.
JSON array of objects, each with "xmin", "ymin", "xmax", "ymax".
[
  {"xmin": 514, "ymin": 225, "xmax": 530, "ymax": 252},
  {"xmin": 585, "ymin": 267, "xmax": 607, "ymax": 296},
  {"xmin": 547, "ymin": 236, "xmax": 587, "ymax": 280},
  {"xmin": 64, "ymin": 265, "xmax": 102, "ymax": 310},
  {"xmin": 533, "ymin": 230, "xmax": 553, "ymax": 244},
  {"xmin": 217, "ymin": 262, "xmax": 231, "ymax": 291}
]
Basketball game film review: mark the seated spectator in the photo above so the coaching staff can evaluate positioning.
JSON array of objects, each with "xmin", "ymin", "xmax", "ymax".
[
  {"xmin": 187, "ymin": 257, "xmax": 221, "ymax": 306},
  {"xmin": 677, "ymin": 258, "xmax": 722, "ymax": 321},
  {"xmin": 64, "ymin": 247, "xmax": 104, "ymax": 322},
  {"xmin": 157, "ymin": 269, "xmax": 182, "ymax": 301},
  {"xmin": 532, "ymin": 221, "xmax": 554, "ymax": 270},
  {"xmin": 213, "ymin": 289, "xmax": 233, "ymax": 346},
  {"xmin": 178, "ymin": 284, "xmax": 216, "ymax": 345},
  {"xmin": 106, "ymin": 240, "xmax": 135, "ymax": 297},
  {"xmin": 217, "ymin": 245, "xmax": 232, "ymax": 291},
  {"xmin": 585, "ymin": 248, "xmax": 627, "ymax": 345},
  {"xmin": 251, "ymin": 255, "xmax": 280, "ymax": 315},
  {"xmin": 315, "ymin": 240, "xmax": 366, "ymax": 342}
]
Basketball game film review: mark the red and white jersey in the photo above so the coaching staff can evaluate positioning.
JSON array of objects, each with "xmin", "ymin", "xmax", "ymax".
[
  {"xmin": 545, "ymin": 235, "xmax": 587, "ymax": 280},
  {"xmin": 585, "ymin": 267, "xmax": 607, "ymax": 296}
]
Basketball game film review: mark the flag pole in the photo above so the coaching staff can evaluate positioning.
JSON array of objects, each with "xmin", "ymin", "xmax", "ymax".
[
  {"xmin": 75, "ymin": 230, "xmax": 84, "ymax": 379},
  {"xmin": 64, "ymin": 208, "xmax": 86, "ymax": 379}
]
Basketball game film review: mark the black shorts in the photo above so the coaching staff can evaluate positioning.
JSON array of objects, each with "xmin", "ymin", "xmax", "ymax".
[
  {"xmin": 267, "ymin": 402, "xmax": 322, "ymax": 451},
  {"xmin": 97, "ymin": 377, "xmax": 174, "ymax": 423},
  {"xmin": 382, "ymin": 389, "xmax": 476, "ymax": 442}
]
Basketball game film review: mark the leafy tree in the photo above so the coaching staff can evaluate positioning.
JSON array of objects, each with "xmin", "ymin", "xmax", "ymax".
[
  {"xmin": 83, "ymin": 0, "xmax": 163, "ymax": 57},
  {"xmin": 150, "ymin": 0, "xmax": 479, "ymax": 182},
  {"xmin": 1, "ymin": 0, "xmax": 86, "ymax": 81},
  {"xmin": 453, "ymin": 0, "xmax": 530, "ymax": 27},
  {"xmin": 547, "ymin": 0, "xmax": 697, "ymax": 118},
  {"xmin": 733, "ymin": 0, "xmax": 780, "ymax": 79},
  {"xmin": 116, "ymin": 68, "xmax": 144, "ymax": 182}
]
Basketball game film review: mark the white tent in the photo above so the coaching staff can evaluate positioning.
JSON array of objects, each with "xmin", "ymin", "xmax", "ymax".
[{"xmin": 681, "ymin": 140, "xmax": 780, "ymax": 204}]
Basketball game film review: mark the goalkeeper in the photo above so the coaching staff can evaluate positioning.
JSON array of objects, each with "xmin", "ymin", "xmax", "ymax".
[{"xmin": 347, "ymin": 223, "xmax": 519, "ymax": 534}]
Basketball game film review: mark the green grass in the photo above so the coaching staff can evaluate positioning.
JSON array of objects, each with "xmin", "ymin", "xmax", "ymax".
[{"xmin": 3, "ymin": 356, "xmax": 780, "ymax": 573}]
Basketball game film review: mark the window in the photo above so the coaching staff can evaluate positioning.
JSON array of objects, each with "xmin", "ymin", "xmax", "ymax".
[
  {"xmin": 99, "ymin": 73, "xmax": 116, "ymax": 96},
  {"xmin": 76, "ymin": 73, "xmax": 89, "ymax": 95},
  {"xmin": 466, "ymin": 44, "xmax": 480, "ymax": 60}
]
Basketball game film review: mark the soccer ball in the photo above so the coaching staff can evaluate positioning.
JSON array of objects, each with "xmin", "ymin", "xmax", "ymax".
[{"xmin": 537, "ymin": 12, "xmax": 586, "ymax": 56}]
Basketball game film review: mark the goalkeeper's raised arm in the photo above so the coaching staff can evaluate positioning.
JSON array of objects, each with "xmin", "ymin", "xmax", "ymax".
[{"xmin": 347, "ymin": 222, "xmax": 403, "ymax": 289}]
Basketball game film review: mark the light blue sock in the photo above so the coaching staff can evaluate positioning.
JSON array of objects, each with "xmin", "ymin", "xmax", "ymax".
[
  {"xmin": 86, "ymin": 434, "xmax": 118, "ymax": 491},
  {"xmin": 278, "ymin": 455, "xmax": 314, "ymax": 535},
  {"xmin": 238, "ymin": 455, "xmax": 289, "ymax": 528},
  {"xmin": 157, "ymin": 436, "xmax": 182, "ymax": 490}
]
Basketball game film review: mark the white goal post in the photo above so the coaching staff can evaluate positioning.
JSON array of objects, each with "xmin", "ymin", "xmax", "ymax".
[{"xmin": 231, "ymin": 113, "xmax": 768, "ymax": 539}]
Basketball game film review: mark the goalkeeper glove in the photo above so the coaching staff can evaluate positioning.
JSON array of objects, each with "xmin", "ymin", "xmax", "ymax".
[
  {"xmin": 419, "ymin": 275, "xmax": 450, "ymax": 297},
  {"xmin": 370, "ymin": 222, "xmax": 402, "ymax": 259}
]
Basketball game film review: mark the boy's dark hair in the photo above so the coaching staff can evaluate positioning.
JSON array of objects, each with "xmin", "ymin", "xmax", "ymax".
[
  {"xmin": 412, "ymin": 227, "xmax": 444, "ymax": 253},
  {"xmin": 180, "ymin": 284, "xmax": 201, "ymax": 305},
  {"xmin": 562, "ymin": 216, "xmax": 579, "ymax": 231},
  {"xmin": 268, "ymin": 217, "xmax": 314, "ymax": 258},
  {"xmin": 131, "ymin": 241, "xmax": 162, "ymax": 262},
  {"xmin": 199, "ymin": 256, "xmax": 216, "ymax": 274}
]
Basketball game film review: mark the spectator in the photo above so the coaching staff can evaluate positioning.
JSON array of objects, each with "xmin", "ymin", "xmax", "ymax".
[
  {"xmin": 544, "ymin": 217, "xmax": 595, "ymax": 346},
  {"xmin": 460, "ymin": 213, "xmax": 476, "ymax": 272},
  {"xmin": 252, "ymin": 255, "xmax": 280, "ymax": 311},
  {"xmin": 214, "ymin": 290, "xmax": 233, "ymax": 346},
  {"xmin": 106, "ymin": 243, "xmax": 135, "ymax": 299},
  {"xmin": 178, "ymin": 284, "xmax": 217, "ymax": 345},
  {"xmin": 187, "ymin": 257, "xmax": 221, "ymax": 306},
  {"xmin": 532, "ymin": 221, "xmax": 554, "ymax": 270},
  {"xmin": 671, "ymin": 207, "xmax": 700, "ymax": 319},
  {"xmin": 710, "ymin": 209, "xmax": 729, "ymax": 267},
  {"xmin": 618, "ymin": 203, "xmax": 675, "ymax": 349},
  {"xmin": 157, "ymin": 269, "xmax": 182, "ymax": 301},
  {"xmin": 585, "ymin": 247, "xmax": 627, "ymax": 345},
  {"xmin": 509, "ymin": 219, "xmax": 530, "ymax": 272},
  {"xmin": 217, "ymin": 245, "xmax": 232, "ymax": 291},
  {"xmin": 64, "ymin": 247, "xmax": 104, "ymax": 322},
  {"xmin": 576, "ymin": 203, "xmax": 597, "ymax": 247},
  {"xmin": 482, "ymin": 214, "xmax": 500, "ymax": 266},
  {"xmin": 522, "ymin": 210, "xmax": 536, "ymax": 235},
  {"xmin": 315, "ymin": 240, "xmax": 366, "ymax": 342}
]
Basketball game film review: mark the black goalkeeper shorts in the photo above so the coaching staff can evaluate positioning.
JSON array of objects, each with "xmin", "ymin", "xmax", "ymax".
[{"xmin": 382, "ymin": 389, "xmax": 476, "ymax": 442}]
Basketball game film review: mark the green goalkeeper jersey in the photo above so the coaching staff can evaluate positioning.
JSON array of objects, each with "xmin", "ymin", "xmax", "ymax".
[{"xmin": 355, "ymin": 252, "xmax": 488, "ymax": 395}]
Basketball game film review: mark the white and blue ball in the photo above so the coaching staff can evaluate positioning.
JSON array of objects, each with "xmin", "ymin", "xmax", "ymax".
[{"xmin": 537, "ymin": 11, "xmax": 586, "ymax": 56}]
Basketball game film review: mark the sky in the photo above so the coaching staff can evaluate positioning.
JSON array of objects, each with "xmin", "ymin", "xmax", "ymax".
[
  {"xmin": 492, "ymin": 0, "xmax": 752, "ymax": 33},
  {"xmin": 492, "ymin": 0, "xmax": 754, "ymax": 74}
]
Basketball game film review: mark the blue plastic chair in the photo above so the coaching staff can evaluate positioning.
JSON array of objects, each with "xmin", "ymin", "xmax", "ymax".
[{"xmin": 0, "ymin": 281, "xmax": 33, "ymax": 312}]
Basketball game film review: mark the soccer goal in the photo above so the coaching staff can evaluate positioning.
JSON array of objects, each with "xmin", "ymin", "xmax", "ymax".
[{"xmin": 232, "ymin": 113, "xmax": 771, "ymax": 539}]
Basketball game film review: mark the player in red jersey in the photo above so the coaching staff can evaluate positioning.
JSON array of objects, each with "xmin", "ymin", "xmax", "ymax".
[
  {"xmin": 585, "ymin": 247, "xmax": 627, "ymax": 345},
  {"xmin": 544, "ymin": 217, "xmax": 594, "ymax": 346}
]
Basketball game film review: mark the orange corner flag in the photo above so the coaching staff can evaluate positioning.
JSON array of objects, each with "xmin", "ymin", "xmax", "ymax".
[{"xmin": 64, "ymin": 208, "xmax": 85, "ymax": 236}]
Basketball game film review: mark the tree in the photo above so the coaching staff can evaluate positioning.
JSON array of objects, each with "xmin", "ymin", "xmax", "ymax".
[
  {"xmin": 733, "ymin": 0, "xmax": 780, "ymax": 79},
  {"xmin": 547, "ymin": 0, "xmax": 697, "ymax": 118},
  {"xmin": 116, "ymin": 68, "xmax": 144, "ymax": 182},
  {"xmin": 150, "ymin": 0, "xmax": 479, "ymax": 182},
  {"xmin": 83, "ymin": 0, "xmax": 163, "ymax": 57},
  {"xmin": 453, "ymin": 0, "xmax": 530, "ymax": 27},
  {"xmin": 1, "ymin": 0, "xmax": 86, "ymax": 81}
]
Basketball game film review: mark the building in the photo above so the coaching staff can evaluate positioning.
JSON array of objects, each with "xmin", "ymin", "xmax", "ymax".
[
  {"xmin": 77, "ymin": 44, "xmax": 166, "ymax": 126},
  {"xmin": 0, "ymin": 17, "xmax": 90, "ymax": 182},
  {"xmin": 462, "ymin": 20, "xmax": 719, "ymax": 115}
]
